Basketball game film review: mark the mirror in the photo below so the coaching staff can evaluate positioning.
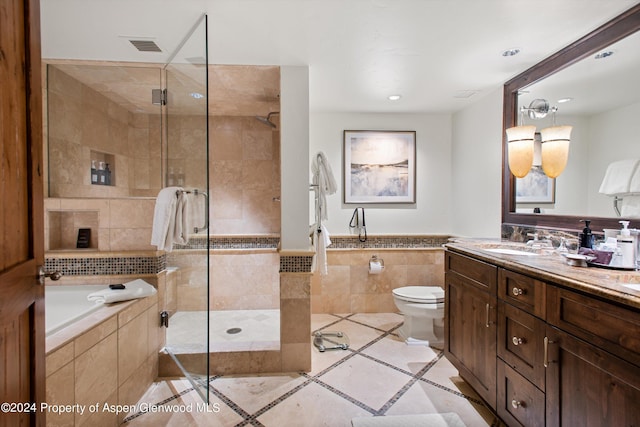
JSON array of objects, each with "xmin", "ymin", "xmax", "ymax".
[{"xmin": 503, "ymin": 4, "xmax": 640, "ymax": 232}]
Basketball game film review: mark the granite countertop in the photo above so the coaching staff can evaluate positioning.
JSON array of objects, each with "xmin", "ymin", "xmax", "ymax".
[{"xmin": 445, "ymin": 238, "xmax": 640, "ymax": 311}]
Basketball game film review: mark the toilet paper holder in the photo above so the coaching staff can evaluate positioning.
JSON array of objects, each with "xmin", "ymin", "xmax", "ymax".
[{"xmin": 369, "ymin": 255, "xmax": 385, "ymax": 274}]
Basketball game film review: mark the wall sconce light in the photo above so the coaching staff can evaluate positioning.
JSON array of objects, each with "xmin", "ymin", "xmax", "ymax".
[
  {"xmin": 506, "ymin": 124, "xmax": 536, "ymax": 178},
  {"xmin": 506, "ymin": 98, "xmax": 571, "ymax": 179},
  {"xmin": 540, "ymin": 124, "xmax": 572, "ymax": 178}
]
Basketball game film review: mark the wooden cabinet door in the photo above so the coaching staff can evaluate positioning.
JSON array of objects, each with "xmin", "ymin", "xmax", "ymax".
[
  {"xmin": 0, "ymin": 0, "xmax": 45, "ymax": 425},
  {"xmin": 445, "ymin": 270, "xmax": 497, "ymax": 408},
  {"xmin": 545, "ymin": 326, "xmax": 640, "ymax": 427}
]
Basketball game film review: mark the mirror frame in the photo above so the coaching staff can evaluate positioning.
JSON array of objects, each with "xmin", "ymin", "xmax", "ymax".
[{"xmin": 502, "ymin": 4, "xmax": 640, "ymax": 233}]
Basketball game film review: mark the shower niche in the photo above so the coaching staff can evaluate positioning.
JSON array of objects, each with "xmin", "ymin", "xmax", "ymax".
[{"xmin": 90, "ymin": 150, "xmax": 115, "ymax": 186}]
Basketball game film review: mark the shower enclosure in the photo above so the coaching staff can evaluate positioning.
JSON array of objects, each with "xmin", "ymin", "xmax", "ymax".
[
  {"xmin": 46, "ymin": 13, "xmax": 282, "ymax": 405},
  {"xmin": 162, "ymin": 14, "xmax": 282, "ymax": 401}
]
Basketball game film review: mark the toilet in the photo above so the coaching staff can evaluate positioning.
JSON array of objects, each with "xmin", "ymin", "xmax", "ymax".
[{"xmin": 392, "ymin": 286, "xmax": 445, "ymax": 347}]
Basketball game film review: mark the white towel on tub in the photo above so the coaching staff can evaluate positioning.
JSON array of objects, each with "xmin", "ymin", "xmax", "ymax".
[
  {"xmin": 87, "ymin": 279, "xmax": 157, "ymax": 304},
  {"xmin": 150, "ymin": 187, "xmax": 190, "ymax": 251}
]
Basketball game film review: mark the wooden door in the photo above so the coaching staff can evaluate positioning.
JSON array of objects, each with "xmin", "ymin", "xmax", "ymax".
[{"xmin": 0, "ymin": 0, "xmax": 45, "ymax": 426}]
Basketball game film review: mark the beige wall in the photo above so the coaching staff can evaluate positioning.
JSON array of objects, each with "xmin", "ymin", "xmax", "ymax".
[
  {"xmin": 167, "ymin": 250, "xmax": 280, "ymax": 312},
  {"xmin": 47, "ymin": 65, "xmax": 162, "ymax": 199},
  {"xmin": 167, "ymin": 114, "xmax": 281, "ymax": 235},
  {"xmin": 45, "ymin": 197, "xmax": 156, "ymax": 252},
  {"xmin": 311, "ymin": 248, "xmax": 445, "ymax": 313}
]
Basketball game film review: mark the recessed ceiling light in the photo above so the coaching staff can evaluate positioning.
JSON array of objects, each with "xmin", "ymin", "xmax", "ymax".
[
  {"xmin": 595, "ymin": 50, "xmax": 614, "ymax": 59},
  {"xmin": 502, "ymin": 48, "xmax": 521, "ymax": 57},
  {"xmin": 388, "ymin": 95, "xmax": 401, "ymax": 101},
  {"xmin": 190, "ymin": 92, "xmax": 204, "ymax": 99},
  {"xmin": 557, "ymin": 97, "xmax": 573, "ymax": 104}
]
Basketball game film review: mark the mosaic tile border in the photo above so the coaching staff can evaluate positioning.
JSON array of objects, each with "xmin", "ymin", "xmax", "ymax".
[
  {"xmin": 174, "ymin": 236, "xmax": 280, "ymax": 250},
  {"xmin": 44, "ymin": 254, "xmax": 166, "ymax": 276},
  {"xmin": 279, "ymin": 256, "xmax": 314, "ymax": 273},
  {"xmin": 329, "ymin": 235, "xmax": 450, "ymax": 249},
  {"xmin": 43, "ymin": 235, "xmax": 447, "ymax": 276},
  {"xmin": 123, "ymin": 313, "xmax": 493, "ymax": 426}
]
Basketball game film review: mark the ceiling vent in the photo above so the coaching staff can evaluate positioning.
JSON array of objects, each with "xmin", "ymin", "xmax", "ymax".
[{"xmin": 129, "ymin": 40, "xmax": 162, "ymax": 52}]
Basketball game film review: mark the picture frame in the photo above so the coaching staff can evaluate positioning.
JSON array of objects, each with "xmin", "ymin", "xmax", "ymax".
[
  {"xmin": 343, "ymin": 130, "xmax": 416, "ymax": 204},
  {"xmin": 516, "ymin": 165, "xmax": 556, "ymax": 204}
]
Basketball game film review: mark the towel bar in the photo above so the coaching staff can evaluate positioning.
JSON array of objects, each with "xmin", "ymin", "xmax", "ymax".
[{"xmin": 176, "ymin": 189, "xmax": 209, "ymax": 233}]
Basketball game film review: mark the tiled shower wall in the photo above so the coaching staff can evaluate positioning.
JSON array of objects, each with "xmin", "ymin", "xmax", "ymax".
[
  {"xmin": 46, "ymin": 65, "xmax": 162, "ymax": 198},
  {"xmin": 167, "ymin": 249, "xmax": 281, "ymax": 312},
  {"xmin": 167, "ymin": 114, "xmax": 281, "ymax": 235}
]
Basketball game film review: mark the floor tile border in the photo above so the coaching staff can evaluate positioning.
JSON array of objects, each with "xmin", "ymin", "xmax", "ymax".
[{"xmin": 123, "ymin": 313, "xmax": 493, "ymax": 426}]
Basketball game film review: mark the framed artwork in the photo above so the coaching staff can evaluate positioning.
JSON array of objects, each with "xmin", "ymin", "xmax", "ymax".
[
  {"xmin": 343, "ymin": 130, "xmax": 416, "ymax": 204},
  {"xmin": 516, "ymin": 166, "xmax": 555, "ymax": 203}
]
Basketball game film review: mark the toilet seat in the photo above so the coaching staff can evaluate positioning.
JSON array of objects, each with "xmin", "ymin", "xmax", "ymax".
[{"xmin": 392, "ymin": 286, "xmax": 444, "ymax": 304}]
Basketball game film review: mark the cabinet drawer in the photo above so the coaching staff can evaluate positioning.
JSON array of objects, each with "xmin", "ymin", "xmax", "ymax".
[
  {"xmin": 499, "ymin": 268, "xmax": 546, "ymax": 318},
  {"xmin": 547, "ymin": 286, "xmax": 640, "ymax": 367},
  {"xmin": 497, "ymin": 361, "xmax": 545, "ymax": 427},
  {"xmin": 445, "ymin": 251, "xmax": 497, "ymax": 293},
  {"xmin": 498, "ymin": 301, "xmax": 546, "ymax": 390}
]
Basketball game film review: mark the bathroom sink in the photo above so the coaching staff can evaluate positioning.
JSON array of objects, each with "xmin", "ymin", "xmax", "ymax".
[{"xmin": 484, "ymin": 248, "xmax": 540, "ymax": 256}]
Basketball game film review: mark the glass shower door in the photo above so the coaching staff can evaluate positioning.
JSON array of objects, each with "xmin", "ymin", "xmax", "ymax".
[{"xmin": 163, "ymin": 14, "xmax": 211, "ymax": 402}]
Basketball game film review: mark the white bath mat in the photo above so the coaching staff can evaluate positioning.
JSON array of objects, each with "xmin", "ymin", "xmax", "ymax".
[{"xmin": 351, "ymin": 412, "xmax": 466, "ymax": 427}]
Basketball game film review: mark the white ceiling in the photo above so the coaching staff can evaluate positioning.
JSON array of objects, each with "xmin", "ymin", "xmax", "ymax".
[{"xmin": 40, "ymin": 0, "xmax": 640, "ymax": 114}]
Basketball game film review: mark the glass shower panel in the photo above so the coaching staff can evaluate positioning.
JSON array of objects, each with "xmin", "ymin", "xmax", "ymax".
[{"xmin": 163, "ymin": 14, "xmax": 211, "ymax": 402}]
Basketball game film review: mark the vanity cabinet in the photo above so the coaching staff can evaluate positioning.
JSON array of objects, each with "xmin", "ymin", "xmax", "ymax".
[
  {"xmin": 496, "ymin": 270, "xmax": 546, "ymax": 426},
  {"xmin": 545, "ymin": 286, "xmax": 640, "ymax": 427},
  {"xmin": 445, "ymin": 248, "xmax": 640, "ymax": 427},
  {"xmin": 444, "ymin": 252, "xmax": 497, "ymax": 408}
]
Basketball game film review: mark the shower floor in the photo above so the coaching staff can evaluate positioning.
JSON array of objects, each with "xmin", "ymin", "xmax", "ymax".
[{"xmin": 166, "ymin": 309, "xmax": 280, "ymax": 353}]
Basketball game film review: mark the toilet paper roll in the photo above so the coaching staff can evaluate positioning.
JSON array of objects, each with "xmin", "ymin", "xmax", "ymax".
[{"xmin": 369, "ymin": 261, "xmax": 384, "ymax": 274}]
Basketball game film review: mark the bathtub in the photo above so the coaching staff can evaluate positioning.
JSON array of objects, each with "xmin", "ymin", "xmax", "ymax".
[
  {"xmin": 45, "ymin": 284, "xmax": 107, "ymax": 336},
  {"xmin": 45, "ymin": 283, "xmax": 162, "ymax": 425}
]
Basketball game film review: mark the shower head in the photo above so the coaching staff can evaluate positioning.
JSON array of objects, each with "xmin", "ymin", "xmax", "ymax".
[{"xmin": 255, "ymin": 111, "xmax": 279, "ymax": 128}]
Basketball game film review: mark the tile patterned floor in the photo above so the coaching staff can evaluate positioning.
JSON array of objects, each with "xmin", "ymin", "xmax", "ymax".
[{"xmin": 123, "ymin": 313, "xmax": 503, "ymax": 426}]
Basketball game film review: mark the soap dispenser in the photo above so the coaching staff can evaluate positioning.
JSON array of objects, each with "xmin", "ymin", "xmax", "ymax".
[
  {"xmin": 617, "ymin": 221, "xmax": 636, "ymax": 268},
  {"xmin": 579, "ymin": 220, "xmax": 594, "ymax": 249}
]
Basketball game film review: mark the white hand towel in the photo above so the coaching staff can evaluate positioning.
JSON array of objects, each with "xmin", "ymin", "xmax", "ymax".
[
  {"xmin": 151, "ymin": 187, "xmax": 190, "ymax": 251},
  {"xmin": 310, "ymin": 223, "xmax": 332, "ymax": 276},
  {"xmin": 599, "ymin": 159, "xmax": 640, "ymax": 196},
  {"xmin": 87, "ymin": 279, "xmax": 157, "ymax": 304},
  {"xmin": 621, "ymin": 195, "xmax": 640, "ymax": 218}
]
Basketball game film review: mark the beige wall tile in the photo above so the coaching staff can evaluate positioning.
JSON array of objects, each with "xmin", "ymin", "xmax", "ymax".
[
  {"xmin": 312, "ymin": 248, "xmax": 445, "ymax": 313},
  {"xmin": 281, "ymin": 298, "xmax": 310, "ymax": 344},
  {"xmin": 74, "ymin": 316, "xmax": 117, "ymax": 356},
  {"xmin": 46, "ymin": 341, "xmax": 74, "ymax": 377},
  {"xmin": 74, "ymin": 333, "xmax": 118, "ymax": 411},
  {"xmin": 46, "ymin": 362, "xmax": 75, "ymax": 427},
  {"xmin": 118, "ymin": 311, "xmax": 149, "ymax": 386},
  {"xmin": 109, "ymin": 228, "xmax": 153, "ymax": 251},
  {"xmin": 281, "ymin": 343, "xmax": 311, "ymax": 372}
]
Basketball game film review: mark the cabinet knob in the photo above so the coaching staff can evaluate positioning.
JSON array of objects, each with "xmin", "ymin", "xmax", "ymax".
[
  {"xmin": 512, "ymin": 287, "xmax": 524, "ymax": 296},
  {"xmin": 511, "ymin": 399, "xmax": 524, "ymax": 409},
  {"xmin": 512, "ymin": 336, "xmax": 525, "ymax": 346}
]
